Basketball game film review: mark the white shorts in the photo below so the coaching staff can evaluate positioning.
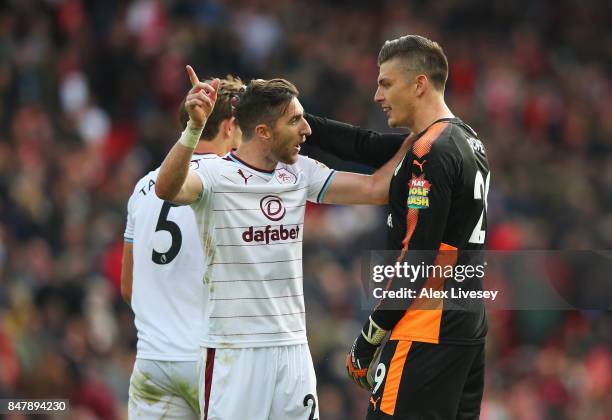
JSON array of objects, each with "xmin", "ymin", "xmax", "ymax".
[
  {"xmin": 198, "ymin": 344, "xmax": 319, "ymax": 420},
  {"xmin": 128, "ymin": 359, "xmax": 199, "ymax": 420}
]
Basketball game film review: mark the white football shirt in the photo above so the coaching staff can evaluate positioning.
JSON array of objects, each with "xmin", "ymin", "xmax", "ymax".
[
  {"xmin": 125, "ymin": 154, "xmax": 213, "ymax": 361},
  {"xmin": 190, "ymin": 152, "xmax": 335, "ymax": 348}
]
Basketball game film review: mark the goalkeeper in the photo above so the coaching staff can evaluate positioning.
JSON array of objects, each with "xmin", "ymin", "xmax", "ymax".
[{"xmin": 306, "ymin": 35, "xmax": 490, "ymax": 420}]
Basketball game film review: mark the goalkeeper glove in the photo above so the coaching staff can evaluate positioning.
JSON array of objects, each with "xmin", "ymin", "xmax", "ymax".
[{"xmin": 345, "ymin": 316, "xmax": 387, "ymax": 390}]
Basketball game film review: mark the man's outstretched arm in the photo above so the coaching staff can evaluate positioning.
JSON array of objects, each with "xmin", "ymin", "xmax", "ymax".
[
  {"xmin": 156, "ymin": 66, "xmax": 218, "ymax": 205},
  {"xmin": 305, "ymin": 114, "xmax": 407, "ymax": 169},
  {"xmin": 321, "ymin": 136, "xmax": 411, "ymax": 205}
]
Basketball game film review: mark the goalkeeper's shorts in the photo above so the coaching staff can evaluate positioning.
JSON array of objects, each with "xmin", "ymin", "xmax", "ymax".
[
  {"xmin": 198, "ymin": 343, "xmax": 319, "ymax": 420},
  {"xmin": 366, "ymin": 340, "xmax": 485, "ymax": 420}
]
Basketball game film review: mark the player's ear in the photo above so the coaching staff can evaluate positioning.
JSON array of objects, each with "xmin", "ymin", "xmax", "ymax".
[
  {"xmin": 255, "ymin": 123, "xmax": 272, "ymax": 140},
  {"xmin": 415, "ymin": 74, "xmax": 428, "ymax": 97},
  {"xmin": 222, "ymin": 117, "xmax": 234, "ymax": 137}
]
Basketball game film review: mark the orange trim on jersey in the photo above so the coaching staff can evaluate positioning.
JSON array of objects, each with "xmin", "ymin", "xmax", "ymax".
[
  {"xmin": 390, "ymin": 278, "xmax": 444, "ymax": 343},
  {"xmin": 382, "ymin": 207, "xmax": 418, "ymax": 309},
  {"xmin": 439, "ymin": 242, "xmax": 457, "ymax": 251},
  {"xmin": 401, "ymin": 208, "xmax": 419, "ymax": 251},
  {"xmin": 400, "ymin": 122, "xmax": 450, "ymax": 253},
  {"xmin": 390, "ymin": 244, "xmax": 458, "ymax": 343},
  {"xmin": 412, "ymin": 121, "xmax": 449, "ymax": 159},
  {"xmin": 387, "ymin": 123, "xmax": 453, "ymax": 341},
  {"xmin": 380, "ymin": 340, "xmax": 413, "ymax": 415}
]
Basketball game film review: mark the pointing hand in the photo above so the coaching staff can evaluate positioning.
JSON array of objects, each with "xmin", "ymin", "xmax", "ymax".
[{"xmin": 184, "ymin": 65, "xmax": 219, "ymax": 129}]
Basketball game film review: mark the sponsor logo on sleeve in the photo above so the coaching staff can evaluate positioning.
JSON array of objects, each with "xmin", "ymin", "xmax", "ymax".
[{"xmin": 407, "ymin": 175, "xmax": 431, "ymax": 209}]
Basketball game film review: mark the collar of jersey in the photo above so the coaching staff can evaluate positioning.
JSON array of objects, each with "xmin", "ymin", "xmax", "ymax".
[
  {"xmin": 415, "ymin": 117, "xmax": 460, "ymax": 139},
  {"xmin": 193, "ymin": 152, "xmax": 217, "ymax": 156},
  {"xmin": 226, "ymin": 152, "xmax": 275, "ymax": 175}
]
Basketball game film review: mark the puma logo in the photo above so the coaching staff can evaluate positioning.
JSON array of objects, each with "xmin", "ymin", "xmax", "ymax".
[
  {"xmin": 413, "ymin": 159, "xmax": 426, "ymax": 172},
  {"xmin": 369, "ymin": 396, "xmax": 381, "ymax": 411},
  {"xmin": 237, "ymin": 169, "xmax": 253, "ymax": 184}
]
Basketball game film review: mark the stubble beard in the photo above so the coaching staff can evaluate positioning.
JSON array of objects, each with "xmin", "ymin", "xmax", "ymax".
[{"xmin": 272, "ymin": 132, "xmax": 299, "ymax": 165}]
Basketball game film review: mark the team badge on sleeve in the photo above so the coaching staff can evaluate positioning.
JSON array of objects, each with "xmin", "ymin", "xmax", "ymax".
[{"xmin": 407, "ymin": 175, "xmax": 431, "ymax": 209}]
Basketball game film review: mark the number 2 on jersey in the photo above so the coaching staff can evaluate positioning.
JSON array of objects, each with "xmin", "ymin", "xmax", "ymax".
[
  {"xmin": 152, "ymin": 201, "xmax": 182, "ymax": 264},
  {"xmin": 303, "ymin": 394, "xmax": 318, "ymax": 420},
  {"xmin": 468, "ymin": 170, "xmax": 490, "ymax": 244}
]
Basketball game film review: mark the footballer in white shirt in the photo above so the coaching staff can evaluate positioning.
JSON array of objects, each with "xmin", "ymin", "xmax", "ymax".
[
  {"xmin": 121, "ymin": 76, "xmax": 244, "ymax": 420},
  {"xmin": 155, "ymin": 66, "xmax": 410, "ymax": 420}
]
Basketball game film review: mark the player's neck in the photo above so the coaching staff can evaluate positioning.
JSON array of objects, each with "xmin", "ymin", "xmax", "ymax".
[
  {"xmin": 411, "ymin": 96, "xmax": 454, "ymax": 135},
  {"xmin": 194, "ymin": 137, "xmax": 232, "ymax": 156},
  {"xmin": 233, "ymin": 142, "xmax": 278, "ymax": 172}
]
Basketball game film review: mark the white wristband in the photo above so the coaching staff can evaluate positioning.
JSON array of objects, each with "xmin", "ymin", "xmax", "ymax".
[{"xmin": 178, "ymin": 121, "xmax": 204, "ymax": 149}]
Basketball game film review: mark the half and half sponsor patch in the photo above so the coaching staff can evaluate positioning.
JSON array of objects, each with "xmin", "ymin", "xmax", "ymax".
[{"xmin": 407, "ymin": 175, "xmax": 431, "ymax": 209}]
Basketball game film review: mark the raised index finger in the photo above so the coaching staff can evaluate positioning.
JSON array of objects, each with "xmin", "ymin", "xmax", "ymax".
[{"xmin": 186, "ymin": 65, "xmax": 199, "ymax": 87}]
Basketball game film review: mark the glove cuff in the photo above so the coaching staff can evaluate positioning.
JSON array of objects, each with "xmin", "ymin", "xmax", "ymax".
[{"xmin": 361, "ymin": 316, "xmax": 387, "ymax": 346}]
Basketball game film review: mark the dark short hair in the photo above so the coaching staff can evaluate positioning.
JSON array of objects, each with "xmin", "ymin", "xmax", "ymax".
[
  {"xmin": 234, "ymin": 79, "xmax": 299, "ymax": 139},
  {"xmin": 378, "ymin": 35, "xmax": 448, "ymax": 91},
  {"xmin": 179, "ymin": 75, "xmax": 244, "ymax": 141}
]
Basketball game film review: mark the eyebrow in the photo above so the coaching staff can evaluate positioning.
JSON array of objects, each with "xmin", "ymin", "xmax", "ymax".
[{"xmin": 288, "ymin": 111, "xmax": 303, "ymax": 122}]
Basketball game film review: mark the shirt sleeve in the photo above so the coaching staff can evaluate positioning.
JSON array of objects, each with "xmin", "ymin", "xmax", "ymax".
[
  {"xmin": 371, "ymin": 141, "xmax": 460, "ymax": 330},
  {"xmin": 124, "ymin": 192, "xmax": 136, "ymax": 243},
  {"xmin": 305, "ymin": 113, "xmax": 407, "ymax": 169},
  {"xmin": 298, "ymin": 156, "xmax": 337, "ymax": 203},
  {"xmin": 190, "ymin": 158, "xmax": 215, "ymax": 203}
]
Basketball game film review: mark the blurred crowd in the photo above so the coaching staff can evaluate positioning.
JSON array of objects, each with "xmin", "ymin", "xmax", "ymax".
[{"xmin": 0, "ymin": 0, "xmax": 610, "ymax": 419}]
